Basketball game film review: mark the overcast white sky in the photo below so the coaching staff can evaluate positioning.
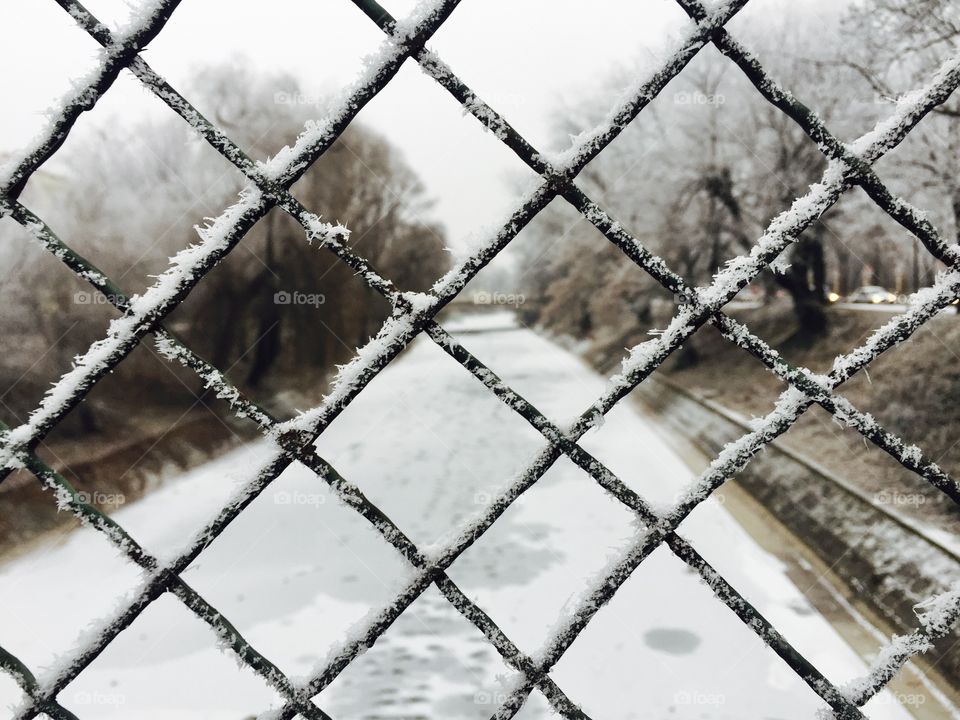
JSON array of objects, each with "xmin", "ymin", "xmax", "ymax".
[{"xmin": 1, "ymin": 0, "xmax": 834, "ymax": 252}]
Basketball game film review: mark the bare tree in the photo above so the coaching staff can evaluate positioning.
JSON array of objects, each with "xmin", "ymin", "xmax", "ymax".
[
  {"xmin": 842, "ymin": 0, "xmax": 960, "ymax": 243},
  {"xmin": 515, "ymin": 2, "xmax": 926, "ymax": 350},
  {"xmin": 0, "ymin": 62, "xmax": 448, "ymax": 434}
]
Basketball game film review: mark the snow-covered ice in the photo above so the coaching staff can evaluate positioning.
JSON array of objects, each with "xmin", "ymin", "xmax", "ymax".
[{"xmin": 0, "ymin": 316, "xmax": 915, "ymax": 719}]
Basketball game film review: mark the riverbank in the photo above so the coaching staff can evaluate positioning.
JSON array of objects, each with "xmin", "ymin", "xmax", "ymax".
[
  {"xmin": 631, "ymin": 378, "xmax": 960, "ymax": 717},
  {"xmin": 578, "ymin": 300, "xmax": 960, "ymax": 538}
]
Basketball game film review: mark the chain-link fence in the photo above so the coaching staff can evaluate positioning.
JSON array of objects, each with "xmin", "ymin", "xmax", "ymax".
[{"xmin": 1, "ymin": 0, "xmax": 960, "ymax": 718}]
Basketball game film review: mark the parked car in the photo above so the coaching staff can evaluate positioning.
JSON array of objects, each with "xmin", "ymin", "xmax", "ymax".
[{"xmin": 846, "ymin": 285, "xmax": 898, "ymax": 304}]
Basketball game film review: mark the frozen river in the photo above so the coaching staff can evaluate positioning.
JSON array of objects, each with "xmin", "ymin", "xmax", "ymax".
[{"xmin": 0, "ymin": 314, "xmax": 916, "ymax": 719}]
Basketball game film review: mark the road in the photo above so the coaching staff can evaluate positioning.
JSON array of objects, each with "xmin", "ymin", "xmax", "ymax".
[{"xmin": 0, "ymin": 313, "xmax": 920, "ymax": 719}]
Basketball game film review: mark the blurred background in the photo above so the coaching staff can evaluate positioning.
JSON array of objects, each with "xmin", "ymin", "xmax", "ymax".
[
  {"xmin": 0, "ymin": 0, "xmax": 957, "ymax": 561},
  {"xmin": 2, "ymin": 0, "xmax": 959, "ymax": 555},
  {"xmin": 3, "ymin": 0, "xmax": 960, "ymax": 717}
]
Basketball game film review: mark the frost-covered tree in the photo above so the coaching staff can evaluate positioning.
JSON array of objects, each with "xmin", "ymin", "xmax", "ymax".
[
  {"xmin": 0, "ymin": 63, "xmax": 448, "ymax": 435},
  {"xmin": 517, "ymin": 1, "xmax": 936, "ymax": 351},
  {"xmin": 519, "ymin": 19, "xmax": 819, "ymax": 340},
  {"xmin": 841, "ymin": 0, "xmax": 960, "ymax": 244}
]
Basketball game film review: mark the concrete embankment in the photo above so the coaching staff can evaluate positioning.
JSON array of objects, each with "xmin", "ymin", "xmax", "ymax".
[{"xmin": 635, "ymin": 375, "xmax": 960, "ymax": 689}]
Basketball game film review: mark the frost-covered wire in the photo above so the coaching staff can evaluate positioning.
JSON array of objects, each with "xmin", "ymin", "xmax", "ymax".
[
  {"xmin": 569, "ymin": 193, "xmax": 960, "ymax": 505},
  {"xmin": 840, "ymin": 586, "xmax": 960, "ymax": 709},
  {"xmin": 4, "ymin": 200, "xmax": 589, "ymax": 720},
  {"xmin": 56, "ymin": 0, "xmax": 406, "ymax": 306},
  {"xmin": 0, "ymin": 643, "xmax": 79, "ymax": 720},
  {"xmin": 0, "ymin": 0, "xmax": 181, "ymax": 199},
  {"xmin": 474, "ymin": 50, "xmax": 960, "ymax": 719},
  {"xmin": 361, "ymin": 0, "xmax": 959, "ymax": 515},
  {"xmin": 1, "ymin": 0, "xmax": 959, "ymax": 717},
  {"xmin": 422, "ymin": 324, "xmax": 864, "ymax": 718},
  {"xmin": 0, "ymin": 0, "xmax": 462, "ymax": 479},
  {"xmin": 0, "ymin": 413, "xmax": 328, "ymax": 720}
]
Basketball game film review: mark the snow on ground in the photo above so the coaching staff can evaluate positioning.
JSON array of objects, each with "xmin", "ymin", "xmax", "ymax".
[{"xmin": 0, "ymin": 314, "xmax": 914, "ymax": 719}]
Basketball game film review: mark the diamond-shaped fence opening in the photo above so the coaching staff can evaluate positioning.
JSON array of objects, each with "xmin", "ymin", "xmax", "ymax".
[{"xmin": 1, "ymin": 0, "xmax": 960, "ymax": 718}]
